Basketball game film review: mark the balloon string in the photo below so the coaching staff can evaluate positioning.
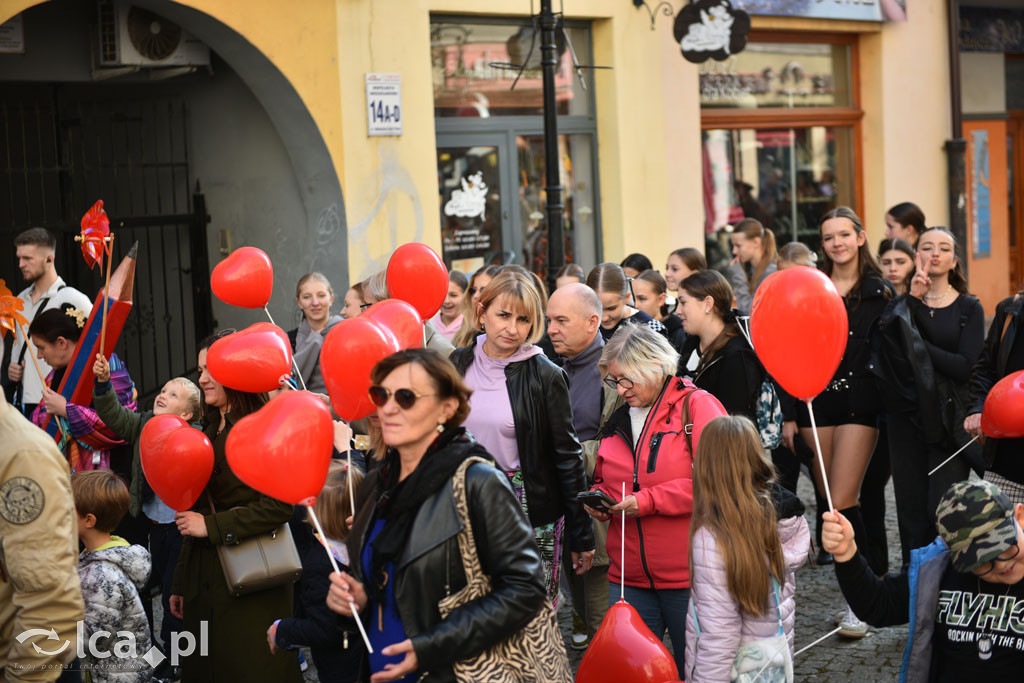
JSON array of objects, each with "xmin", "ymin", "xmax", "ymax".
[
  {"xmin": 264, "ymin": 306, "xmax": 308, "ymax": 391},
  {"xmin": 806, "ymin": 399, "xmax": 835, "ymax": 512},
  {"xmin": 928, "ymin": 435, "xmax": 981, "ymax": 477},
  {"xmin": 794, "ymin": 626, "xmax": 843, "ymax": 656},
  {"xmin": 346, "ymin": 448, "xmax": 356, "ymax": 530},
  {"xmin": 306, "ymin": 504, "xmax": 373, "ymax": 654},
  {"xmin": 620, "ymin": 481, "xmax": 625, "ymax": 602}
]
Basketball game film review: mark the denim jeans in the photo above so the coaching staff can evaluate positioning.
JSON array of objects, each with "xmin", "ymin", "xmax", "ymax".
[{"xmin": 609, "ymin": 584, "xmax": 689, "ymax": 673}]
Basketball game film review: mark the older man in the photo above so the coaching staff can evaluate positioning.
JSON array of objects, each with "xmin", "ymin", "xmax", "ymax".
[
  {"xmin": 5, "ymin": 228, "xmax": 91, "ymax": 416},
  {"xmin": 547, "ymin": 283, "xmax": 619, "ymax": 646}
]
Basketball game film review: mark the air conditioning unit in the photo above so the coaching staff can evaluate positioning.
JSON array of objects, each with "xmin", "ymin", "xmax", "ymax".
[{"xmin": 97, "ymin": 0, "xmax": 210, "ymax": 68}]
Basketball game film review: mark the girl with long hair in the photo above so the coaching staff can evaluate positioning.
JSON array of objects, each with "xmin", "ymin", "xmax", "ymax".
[
  {"xmin": 685, "ymin": 416, "xmax": 809, "ymax": 682},
  {"xmin": 289, "ymin": 272, "xmax": 344, "ymax": 394},
  {"xmin": 725, "ymin": 219, "xmax": 778, "ymax": 315},
  {"xmin": 799, "ymin": 206, "xmax": 892, "ymax": 638},
  {"xmin": 586, "ymin": 263, "xmax": 667, "ymax": 341},
  {"xmin": 677, "ymin": 270, "xmax": 764, "ymax": 421},
  {"xmin": 878, "ymin": 228, "xmax": 984, "ymax": 566}
]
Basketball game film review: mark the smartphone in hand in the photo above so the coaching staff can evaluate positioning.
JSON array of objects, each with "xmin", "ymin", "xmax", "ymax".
[{"xmin": 576, "ymin": 490, "xmax": 617, "ymax": 514}]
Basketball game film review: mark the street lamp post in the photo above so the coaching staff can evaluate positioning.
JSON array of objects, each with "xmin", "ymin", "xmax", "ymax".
[{"xmin": 539, "ymin": 0, "xmax": 565, "ymax": 292}]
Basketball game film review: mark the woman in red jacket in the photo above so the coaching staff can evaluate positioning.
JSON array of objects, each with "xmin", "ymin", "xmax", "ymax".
[{"xmin": 585, "ymin": 324, "xmax": 726, "ymax": 672}]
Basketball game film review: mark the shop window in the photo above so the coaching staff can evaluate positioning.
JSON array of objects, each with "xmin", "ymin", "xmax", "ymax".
[
  {"xmin": 700, "ymin": 34, "xmax": 861, "ymax": 267},
  {"xmin": 432, "ymin": 16, "xmax": 600, "ymax": 276}
]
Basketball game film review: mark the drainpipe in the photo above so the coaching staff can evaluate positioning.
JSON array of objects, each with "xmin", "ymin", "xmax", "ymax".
[{"xmin": 945, "ymin": 0, "xmax": 968, "ymax": 280}]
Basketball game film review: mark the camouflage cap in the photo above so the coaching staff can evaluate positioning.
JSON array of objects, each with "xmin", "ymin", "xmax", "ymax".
[{"xmin": 936, "ymin": 480, "xmax": 1017, "ymax": 573}]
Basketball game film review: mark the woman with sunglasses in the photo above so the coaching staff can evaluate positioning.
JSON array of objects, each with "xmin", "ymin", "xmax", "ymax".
[
  {"xmin": 822, "ymin": 479, "xmax": 1024, "ymax": 680},
  {"xmin": 451, "ymin": 270, "xmax": 595, "ymax": 607},
  {"xmin": 585, "ymin": 324, "xmax": 726, "ymax": 671},
  {"xmin": 168, "ymin": 332, "xmax": 301, "ymax": 682},
  {"xmin": 326, "ymin": 348, "xmax": 553, "ymax": 682},
  {"xmin": 586, "ymin": 263, "xmax": 667, "ymax": 342},
  {"xmin": 288, "ymin": 272, "xmax": 344, "ymax": 394}
]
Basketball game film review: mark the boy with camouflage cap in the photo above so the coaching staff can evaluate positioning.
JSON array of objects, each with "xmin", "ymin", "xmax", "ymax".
[{"xmin": 823, "ymin": 479, "xmax": 1024, "ymax": 682}]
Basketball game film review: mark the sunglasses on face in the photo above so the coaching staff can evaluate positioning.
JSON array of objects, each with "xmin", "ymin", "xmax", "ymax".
[{"xmin": 368, "ymin": 385, "xmax": 436, "ymax": 410}]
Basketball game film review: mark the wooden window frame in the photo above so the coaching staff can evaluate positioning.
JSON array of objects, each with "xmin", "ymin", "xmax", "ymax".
[{"xmin": 699, "ymin": 31, "xmax": 864, "ymax": 218}]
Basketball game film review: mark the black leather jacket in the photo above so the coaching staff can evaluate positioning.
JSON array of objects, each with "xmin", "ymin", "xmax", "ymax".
[
  {"xmin": 450, "ymin": 347, "xmax": 595, "ymax": 552},
  {"xmin": 346, "ymin": 434, "xmax": 546, "ymax": 682}
]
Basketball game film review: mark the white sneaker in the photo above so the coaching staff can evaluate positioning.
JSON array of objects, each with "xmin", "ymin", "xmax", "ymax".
[{"xmin": 838, "ymin": 606, "xmax": 868, "ymax": 639}]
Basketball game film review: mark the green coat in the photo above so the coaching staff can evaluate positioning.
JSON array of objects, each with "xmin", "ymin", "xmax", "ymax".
[
  {"xmin": 92, "ymin": 384, "xmax": 150, "ymax": 517},
  {"xmin": 171, "ymin": 414, "xmax": 301, "ymax": 683}
]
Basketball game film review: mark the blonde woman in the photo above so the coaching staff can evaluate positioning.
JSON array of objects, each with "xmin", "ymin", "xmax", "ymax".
[{"xmin": 451, "ymin": 270, "xmax": 595, "ymax": 606}]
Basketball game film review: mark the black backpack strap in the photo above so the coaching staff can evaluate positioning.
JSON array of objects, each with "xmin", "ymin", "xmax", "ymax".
[{"xmin": 15, "ymin": 285, "xmax": 66, "ymax": 365}]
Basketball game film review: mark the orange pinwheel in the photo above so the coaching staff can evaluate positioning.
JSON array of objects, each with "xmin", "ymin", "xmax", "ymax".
[
  {"xmin": 80, "ymin": 199, "xmax": 111, "ymax": 269},
  {"xmin": 0, "ymin": 279, "xmax": 28, "ymax": 339}
]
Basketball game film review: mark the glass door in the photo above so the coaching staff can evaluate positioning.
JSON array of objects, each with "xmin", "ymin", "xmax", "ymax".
[{"xmin": 437, "ymin": 133, "xmax": 513, "ymax": 273}]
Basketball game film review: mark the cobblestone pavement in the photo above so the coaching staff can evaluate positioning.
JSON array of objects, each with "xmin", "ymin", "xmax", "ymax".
[
  {"xmin": 163, "ymin": 472, "xmax": 908, "ymax": 682},
  {"xmin": 560, "ymin": 473, "xmax": 908, "ymax": 681}
]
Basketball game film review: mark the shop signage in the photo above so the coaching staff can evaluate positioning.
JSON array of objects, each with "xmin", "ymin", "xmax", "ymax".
[
  {"xmin": 674, "ymin": 0, "xmax": 751, "ymax": 64},
  {"xmin": 730, "ymin": 0, "xmax": 894, "ymax": 22},
  {"xmin": 959, "ymin": 7, "xmax": 1024, "ymax": 52},
  {"xmin": 365, "ymin": 73, "xmax": 402, "ymax": 136},
  {"xmin": 0, "ymin": 14, "xmax": 25, "ymax": 54}
]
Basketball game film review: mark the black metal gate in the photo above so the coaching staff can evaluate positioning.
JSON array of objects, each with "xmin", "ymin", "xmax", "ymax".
[{"xmin": 0, "ymin": 84, "xmax": 214, "ymax": 403}]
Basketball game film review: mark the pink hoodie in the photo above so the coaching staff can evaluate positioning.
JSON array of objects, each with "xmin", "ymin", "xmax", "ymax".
[{"xmin": 462, "ymin": 335, "xmax": 542, "ymax": 471}]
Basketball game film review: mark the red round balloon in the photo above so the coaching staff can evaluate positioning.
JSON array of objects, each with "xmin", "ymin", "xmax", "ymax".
[
  {"xmin": 750, "ymin": 266, "xmax": 848, "ymax": 401},
  {"xmin": 981, "ymin": 370, "xmax": 1024, "ymax": 439},
  {"xmin": 575, "ymin": 600, "xmax": 678, "ymax": 683},
  {"xmin": 225, "ymin": 391, "xmax": 335, "ymax": 506},
  {"xmin": 211, "ymin": 246, "xmax": 274, "ymax": 309},
  {"xmin": 320, "ymin": 317, "xmax": 401, "ymax": 421},
  {"xmin": 140, "ymin": 414, "xmax": 214, "ymax": 511},
  {"xmin": 362, "ymin": 299, "xmax": 424, "ymax": 350},
  {"xmin": 207, "ymin": 322, "xmax": 293, "ymax": 393},
  {"xmin": 386, "ymin": 243, "xmax": 449, "ymax": 321}
]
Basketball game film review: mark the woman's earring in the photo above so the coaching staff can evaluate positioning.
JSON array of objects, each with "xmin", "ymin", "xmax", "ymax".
[
  {"xmin": 705, "ymin": 308, "xmax": 710, "ymax": 315},
  {"xmin": 437, "ymin": 420, "xmax": 445, "ymax": 433}
]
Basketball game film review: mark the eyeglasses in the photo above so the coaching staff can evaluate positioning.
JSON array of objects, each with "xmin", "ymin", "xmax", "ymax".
[
  {"xmin": 359, "ymin": 302, "xmax": 373, "ymax": 311},
  {"xmin": 603, "ymin": 376, "xmax": 635, "ymax": 390},
  {"xmin": 973, "ymin": 518, "xmax": 1021, "ymax": 577},
  {"xmin": 368, "ymin": 385, "xmax": 436, "ymax": 410},
  {"xmin": 215, "ymin": 328, "xmax": 237, "ymax": 339}
]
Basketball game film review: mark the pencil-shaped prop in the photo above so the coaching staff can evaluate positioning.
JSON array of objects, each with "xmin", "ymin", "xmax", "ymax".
[
  {"xmin": 0, "ymin": 280, "xmax": 46, "ymax": 386},
  {"xmin": 76, "ymin": 200, "xmax": 114, "ymax": 355},
  {"xmin": 40, "ymin": 243, "xmax": 138, "ymax": 443},
  {"xmin": 222, "ymin": 391, "xmax": 373, "ymax": 654}
]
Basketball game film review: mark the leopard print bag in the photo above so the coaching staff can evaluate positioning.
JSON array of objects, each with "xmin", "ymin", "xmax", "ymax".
[{"xmin": 438, "ymin": 457, "xmax": 573, "ymax": 683}]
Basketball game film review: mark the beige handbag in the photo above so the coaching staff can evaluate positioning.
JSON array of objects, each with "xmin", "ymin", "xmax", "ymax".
[
  {"xmin": 207, "ymin": 493, "xmax": 302, "ymax": 597},
  {"xmin": 438, "ymin": 457, "xmax": 573, "ymax": 683}
]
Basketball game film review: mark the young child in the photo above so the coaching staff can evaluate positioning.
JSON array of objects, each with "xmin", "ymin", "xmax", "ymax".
[
  {"xmin": 72, "ymin": 469, "xmax": 153, "ymax": 682},
  {"xmin": 685, "ymin": 415, "xmax": 810, "ymax": 682},
  {"xmin": 28, "ymin": 305, "xmax": 137, "ymax": 471},
  {"xmin": 92, "ymin": 353, "xmax": 200, "ymax": 658},
  {"xmin": 268, "ymin": 462, "xmax": 365, "ymax": 683}
]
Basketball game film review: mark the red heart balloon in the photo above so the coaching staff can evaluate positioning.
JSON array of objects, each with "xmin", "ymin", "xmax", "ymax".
[
  {"xmin": 320, "ymin": 317, "xmax": 401, "ymax": 420},
  {"xmin": 207, "ymin": 323, "xmax": 293, "ymax": 393},
  {"xmin": 750, "ymin": 266, "xmax": 848, "ymax": 401},
  {"xmin": 575, "ymin": 600, "xmax": 678, "ymax": 683},
  {"xmin": 362, "ymin": 299, "xmax": 424, "ymax": 350},
  {"xmin": 140, "ymin": 415, "xmax": 214, "ymax": 511},
  {"xmin": 211, "ymin": 246, "xmax": 274, "ymax": 309},
  {"xmin": 981, "ymin": 370, "xmax": 1024, "ymax": 439},
  {"xmin": 386, "ymin": 243, "xmax": 449, "ymax": 320},
  {"xmin": 225, "ymin": 391, "xmax": 334, "ymax": 505}
]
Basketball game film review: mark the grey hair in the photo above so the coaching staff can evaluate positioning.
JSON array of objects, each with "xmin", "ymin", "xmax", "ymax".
[
  {"xmin": 361, "ymin": 271, "xmax": 389, "ymax": 303},
  {"xmin": 599, "ymin": 323, "xmax": 679, "ymax": 388}
]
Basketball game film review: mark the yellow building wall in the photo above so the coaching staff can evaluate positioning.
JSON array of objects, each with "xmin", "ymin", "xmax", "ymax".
[{"xmin": 859, "ymin": 1, "xmax": 952, "ymax": 244}]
